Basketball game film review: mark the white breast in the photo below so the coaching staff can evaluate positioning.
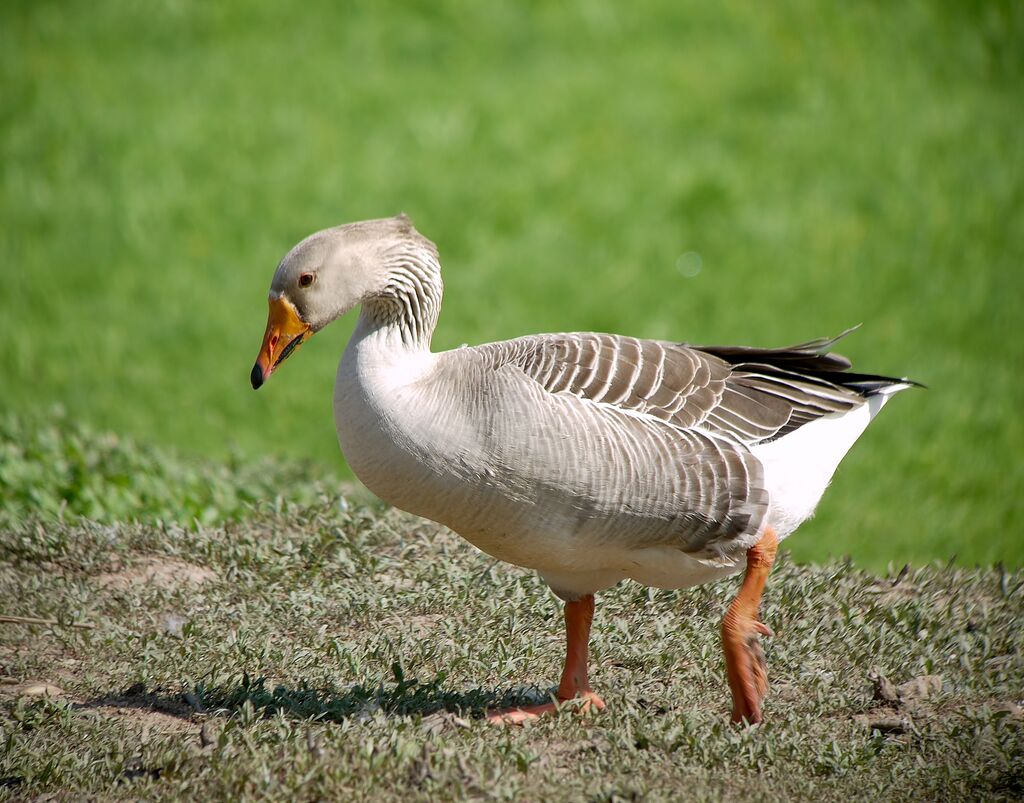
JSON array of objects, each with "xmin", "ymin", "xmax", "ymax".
[{"xmin": 333, "ymin": 329, "xmax": 450, "ymax": 511}]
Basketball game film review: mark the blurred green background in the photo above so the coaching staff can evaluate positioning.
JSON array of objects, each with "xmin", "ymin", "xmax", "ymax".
[{"xmin": 2, "ymin": 1, "xmax": 1021, "ymax": 566}]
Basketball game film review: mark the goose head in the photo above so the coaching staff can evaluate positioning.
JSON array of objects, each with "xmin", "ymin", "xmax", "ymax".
[{"xmin": 250, "ymin": 214, "xmax": 436, "ymax": 389}]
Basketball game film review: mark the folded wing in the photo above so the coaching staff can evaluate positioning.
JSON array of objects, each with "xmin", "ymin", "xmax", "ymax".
[
  {"xmin": 490, "ymin": 327, "xmax": 908, "ymax": 448},
  {"xmin": 475, "ymin": 329, "xmax": 910, "ymax": 559}
]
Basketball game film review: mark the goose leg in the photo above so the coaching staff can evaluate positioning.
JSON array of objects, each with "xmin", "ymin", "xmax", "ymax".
[
  {"xmin": 486, "ymin": 594, "xmax": 606, "ymax": 724},
  {"xmin": 721, "ymin": 527, "xmax": 778, "ymax": 725}
]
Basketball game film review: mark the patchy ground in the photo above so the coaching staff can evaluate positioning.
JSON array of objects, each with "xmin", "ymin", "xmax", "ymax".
[{"xmin": 1, "ymin": 505, "xmax": 1022, "ymax": 801}]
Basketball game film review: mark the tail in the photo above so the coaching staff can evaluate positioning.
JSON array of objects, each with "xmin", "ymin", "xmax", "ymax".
[{"xmin": 694, "ymin": 325, "xmax": 923, "ymax": 400}]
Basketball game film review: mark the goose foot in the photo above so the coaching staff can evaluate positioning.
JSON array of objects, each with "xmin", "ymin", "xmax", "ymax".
[
  {"xmin": 722, "ymin": 527, "xmax": 778, "ymax": 725},
  {"xmin": 485, "ymin": 594, "xmax": 603, "ymax": 726},
  {"xmin": 723, "ymin": 613, "xmax": 774, "ymax": 724},
  {"xmin": 485, "ymin": 691, "xmax": 606, "ymax": 725}
]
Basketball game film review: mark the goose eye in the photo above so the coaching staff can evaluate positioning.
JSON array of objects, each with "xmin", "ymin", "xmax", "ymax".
[{"xmin": 298, "ymin": 273, "xmax": 315, "ymax": 288}]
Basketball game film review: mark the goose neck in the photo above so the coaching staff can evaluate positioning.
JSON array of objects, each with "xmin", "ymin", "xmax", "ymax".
[{"xmin": 356, "ymin": 246, "xmax": 443, "ymax": 353}]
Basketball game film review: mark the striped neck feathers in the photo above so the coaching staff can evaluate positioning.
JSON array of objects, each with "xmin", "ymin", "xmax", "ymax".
[{"xmin": 360, "ymin": 242, "xmax": 443, "ymax": 350}]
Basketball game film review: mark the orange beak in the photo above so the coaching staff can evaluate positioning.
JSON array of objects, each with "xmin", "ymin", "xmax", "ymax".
[{"xmin": 251, "ymin": 295, "xmax": 312, "ymax": 389}]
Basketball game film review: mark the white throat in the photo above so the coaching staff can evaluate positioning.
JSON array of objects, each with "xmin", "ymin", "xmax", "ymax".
[{"xmin": 333, "ymin": 299, "xmax": 442, "ymax": 475}]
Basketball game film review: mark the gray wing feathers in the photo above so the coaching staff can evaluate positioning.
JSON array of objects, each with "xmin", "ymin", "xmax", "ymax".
[
  {"xmin": 666, "ymin": 428, "xmax": 769, "ymax": 556},
  {"xmin": 469, "ymin": 329, "xmax": 899, "ymax": 560},
  {"xmin": 477, "ymin": 334, "xmax": 776, "ymax": 558},
  {"xmin": 505, "ymin": 334, "xmax": 730, "ymax": 429},
  {"xmin": 566, "ymin": 405, "xmax": 769, "ymax": 560},
  {"xmin": 724, "ymin": 369, "xmax": 860, "ymax": 439},
  {"xmin": 491, "ymin": 332, "xmax": 870, "ymax": 447}
]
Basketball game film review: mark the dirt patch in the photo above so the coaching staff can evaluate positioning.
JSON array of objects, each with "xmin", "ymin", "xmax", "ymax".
[
  {"xmin": 81, "ymin": 704, "xmax": 197, "ymax": 736},
  {"xmin": 869, "ymin": 669, "xmax": 943, "ymax": 706},
  {"xmin": 11, "ymin": 681, "xmax": 65, "ymax": 698},
  {"xmin": 0, "ymin": 676, "xmax": 199, "ymax": 736},
  {"xmin": 72, "ymin": 683, "xmax": 202, "ymax": 736},
  {"xmin": 0, "ymin": 642, "xmax": 79, "ymax": 691},
  {"xmin": 95, "ymin": 557, "xmax": 217, "ymax": 591},
  {"xmin": 0, "ymin": 677, "xmax": 67, "ymax": 702},
  {"xmin": 408, "ymin": 614, "xmax": 444, "ymax": 636},
  {"xmin": 857, "ymin": 670, "xmax": 952, "ymax": 734}
]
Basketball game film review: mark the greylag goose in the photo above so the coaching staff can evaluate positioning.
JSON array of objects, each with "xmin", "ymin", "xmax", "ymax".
[{"xmin": 250, "ymin": 215, "xmax": 915, "ymax": 725}]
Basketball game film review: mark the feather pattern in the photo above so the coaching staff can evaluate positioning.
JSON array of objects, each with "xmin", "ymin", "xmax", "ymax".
[{"xmin": 478, "ymin": 328, "xmax": 906, "ymax": 448}]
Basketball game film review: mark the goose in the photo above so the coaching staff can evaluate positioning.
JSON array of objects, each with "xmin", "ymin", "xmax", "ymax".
[{"xmin": 250, "ymin": 215, "xmax": 915, "ymax": 725}]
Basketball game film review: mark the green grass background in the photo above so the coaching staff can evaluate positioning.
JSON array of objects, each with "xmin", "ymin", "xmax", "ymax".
[{"xmin": 1, "ymin": 0, "xmax": 1021, "ymax": 566}]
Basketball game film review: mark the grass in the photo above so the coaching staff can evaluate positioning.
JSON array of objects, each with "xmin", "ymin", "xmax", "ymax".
[
  {"xmin": 0, "ymin": 411, "xmax": 343, "ymax": 528},
  {"xmin": 1, "ymin": 494, "xmax": 1022, "ymax": 800},
  {"xmin": 1, "ymin": 425, "xmax": 1022, "ymax": 799},
  {"xmin": 1, "ymin": 4, "xmax": 1022, "ymax": 565}
]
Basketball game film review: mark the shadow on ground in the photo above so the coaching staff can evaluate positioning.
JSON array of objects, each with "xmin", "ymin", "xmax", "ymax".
[{"xmin": 80, "ymin": 673, "xmax": 554, "ymax": 724}]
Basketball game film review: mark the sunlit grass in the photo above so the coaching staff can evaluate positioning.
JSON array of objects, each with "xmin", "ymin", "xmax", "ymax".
[{"xmin": 1, "ymin": 500, "xmax": 1021, "ymax": 799}]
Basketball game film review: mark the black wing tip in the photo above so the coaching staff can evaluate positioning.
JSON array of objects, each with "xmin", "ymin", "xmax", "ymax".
[
  {"xmin": 853, "ymin": 379, "xmax": 924, "ymax": 396},
  {"xmin": 861, "ymin": 376, "xmax": 927, "ymax": 394},
  {"xmin": 693, "ymin": 326, "xmax": 924, "ymax": 398},
  {"xmin": 814, "ymin": 326, "xmax": 926, "ymax": 394}
]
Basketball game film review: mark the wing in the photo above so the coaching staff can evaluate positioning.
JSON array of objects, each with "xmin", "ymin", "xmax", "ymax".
[
  {"xmin": 470, "ymin": 333, "xmax": 768, "ymax": 559},
  {"xmin": 481, "ymin": 328, "xmax": 903, "ymax": 448},
  {"xmin": 469, "ymin": 328, "xmax": 907, "ymax": 559}
]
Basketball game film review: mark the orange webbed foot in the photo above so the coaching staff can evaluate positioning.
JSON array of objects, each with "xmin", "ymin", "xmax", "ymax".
[
  {"xmin": 485, "ymin": 691, "xmax": 606, "ymax": 726},
  {"xmin": 723, "ymin": 614, "xmax": 773, "ymax": 724}
]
